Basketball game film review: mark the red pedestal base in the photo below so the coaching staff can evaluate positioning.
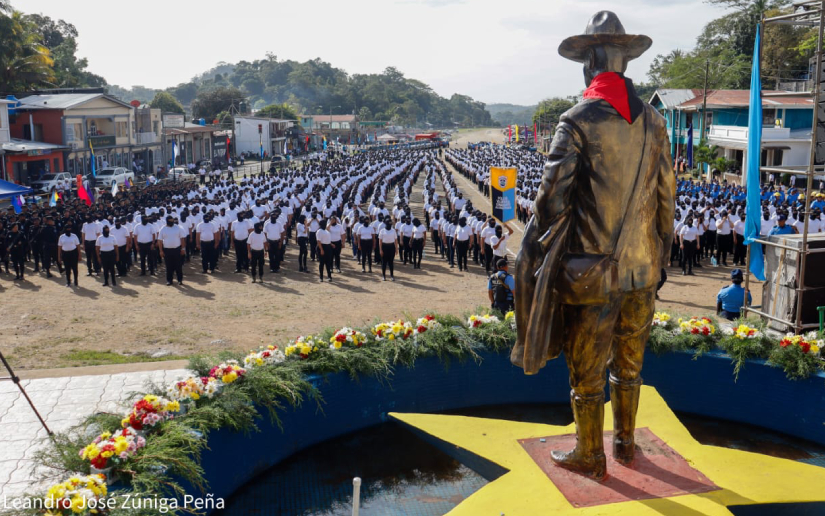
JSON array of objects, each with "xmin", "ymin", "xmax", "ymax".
[{"xmin": 519, "ymin": 427, "xmax": 720, "ymax": 508}]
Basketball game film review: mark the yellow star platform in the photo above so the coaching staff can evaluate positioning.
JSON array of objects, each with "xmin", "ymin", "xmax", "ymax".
[{"xmin": 390, "ymin": 386, "xmax": 825, "ymax": 515}]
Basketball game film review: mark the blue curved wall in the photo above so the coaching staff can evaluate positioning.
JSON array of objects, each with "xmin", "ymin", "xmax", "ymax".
[{"xmin": 198, "ymin": 350, "xmax": 825, "ymax": 511}]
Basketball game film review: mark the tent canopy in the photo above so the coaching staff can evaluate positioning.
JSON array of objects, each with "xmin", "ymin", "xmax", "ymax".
[{"xmin": 0, "ymin": 179, "xmax": 33, "ymax": 200}]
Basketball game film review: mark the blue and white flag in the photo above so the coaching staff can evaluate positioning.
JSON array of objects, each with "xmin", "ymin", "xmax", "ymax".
[
  {"xmin": 686, "ymin": 123, "xmax": 694, "ymax": 169},
  {"xmin": 172, "ymin": 140, "xmax": 179, "ymax": 165},
  {"xmin": 745, "ymin": 23, "xmax": 765, "ymax": 281}
]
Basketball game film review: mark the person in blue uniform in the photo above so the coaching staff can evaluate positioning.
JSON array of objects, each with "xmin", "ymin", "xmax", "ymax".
[
  {"xmin": 768, "ymin": 214, "xmax": 796, "ymax": 236},
  {"xmin": 716, "ymin": 269, "xmax": 752, "ymax": 320}
]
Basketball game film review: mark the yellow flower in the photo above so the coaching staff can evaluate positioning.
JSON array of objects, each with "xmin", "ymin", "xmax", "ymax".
[
  {"xmin": 113, "ymin": 437, "xmax": 129, "ymax": 455},
  {"xmin": 82, "ymin": 444, "xmax": 100, "ymax": 460},
  {"xmin": 70, "ymin": 495, "xmax": 85, "ymax": 513},
  {"xmin": 333, "ymin": 341, "xmax": 342, "ymax": 349},
  {"xmin": 101, "ymin": 450, "xmax": 114, "ymax": 458},
  {"xmin": 121, "ymin": 417, "xmax": 130, "ymax": 428},
  {"xmin": 388, "ymin": 334, "xmax": 395, "ymax": 341},
  {"xmin": 812, "ymin": 345, "xmax": 820, "ymax": 354},
  {"xmin": 222, "ymin": 371, "xmax": 238, "ymax": 384},
  {"xmin": 99, "ymin": 432, "xmax": 111, "ymax": 440},
  {"xmin": 191, "ymin": 392, "xmax": 200, "ymax": 400}
]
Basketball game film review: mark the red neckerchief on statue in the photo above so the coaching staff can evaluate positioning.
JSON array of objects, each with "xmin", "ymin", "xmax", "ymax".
[{"xmin": 582, "ymin": 71, "xmax": 639, "ymax": 124}]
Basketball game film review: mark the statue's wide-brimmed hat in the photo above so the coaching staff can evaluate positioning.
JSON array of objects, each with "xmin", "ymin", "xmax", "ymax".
[{"xmin": 559, "ymin": 11, "xmax": 652, "ymax": 63}]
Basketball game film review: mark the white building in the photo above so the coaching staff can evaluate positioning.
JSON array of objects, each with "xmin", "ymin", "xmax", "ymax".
[{"xmin": 233, "ymin": 116, "xmax": 295, "ymax": 157}]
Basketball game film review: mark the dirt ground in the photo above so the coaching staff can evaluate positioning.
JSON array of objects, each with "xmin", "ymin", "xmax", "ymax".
[{"xmin": 0, "ymin": 129, "xmax": 761, "ymax": 370}]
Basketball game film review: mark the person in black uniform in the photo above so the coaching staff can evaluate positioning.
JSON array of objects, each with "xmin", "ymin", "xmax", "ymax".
[
  {"xmin": 6, "ymin": 223, "xmax": 26, "ymax": 280},
  {"xmin": 0, "ymin": 219, "xmax": 10, "ymax": 274},
  {"xmin": 41, "ymin": 216, "xmax": 61, "ymax": 278},
  {"xmin": 29, "ymin": 217, "xmax": 43, "ymax": 273}
]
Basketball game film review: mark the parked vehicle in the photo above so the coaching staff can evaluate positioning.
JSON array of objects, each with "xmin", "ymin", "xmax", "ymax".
[
  {"xmin": 166, "ymin": 167, "xmax": 197, "ymax": 182},
  {"xmin": 30, "ymin": 172, "xmax": 72, "ymax": 193},
  {"xmin": 95, "ymin": 167, "xmax": 135, "ymax": 188}
]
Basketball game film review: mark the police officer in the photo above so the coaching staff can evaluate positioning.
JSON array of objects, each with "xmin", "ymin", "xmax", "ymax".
[{"xmin": 716, "ymin": 269, "xmax": 752, "ymax": 320}]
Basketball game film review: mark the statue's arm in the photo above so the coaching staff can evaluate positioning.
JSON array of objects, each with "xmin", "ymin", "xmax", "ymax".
[
  {"xmin": 533, "ymin": 121, "xmax": 581, "ymax": 237},
  {"xmin": 655, "ymin": 123, "xmax": 676, "ymax": 269}
]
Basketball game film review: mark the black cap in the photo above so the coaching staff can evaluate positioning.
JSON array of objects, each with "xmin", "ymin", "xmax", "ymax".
[{"xmin": 731, "ymin": 269, "xmax": 744, "ymax": 281}]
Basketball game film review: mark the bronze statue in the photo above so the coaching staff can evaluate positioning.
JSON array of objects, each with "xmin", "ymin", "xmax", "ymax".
[{"xmin": 511, "ymin": 11, "xmax": 675, "ymax": 480}]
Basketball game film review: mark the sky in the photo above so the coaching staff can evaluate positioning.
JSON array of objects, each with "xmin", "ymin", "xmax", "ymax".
[{"xmin": 21, "ymin": 0, "xmax": 730, "ymax": 106}]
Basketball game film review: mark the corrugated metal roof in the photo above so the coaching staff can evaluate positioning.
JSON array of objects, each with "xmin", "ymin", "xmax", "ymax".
[
  {"xmin": 16, "ymin": 93, "xmax": 132, "ymax": 110},
  {"xmin": 679, "ymin": 90, "xmax": 813, "ymax": 110},
  {"xmin": 651, "ymin": 89, "xmax": 699, "ymax": 109},
  {"xmin": 1, "ymin": 138, "xmax": 70, "ymax": 152}
]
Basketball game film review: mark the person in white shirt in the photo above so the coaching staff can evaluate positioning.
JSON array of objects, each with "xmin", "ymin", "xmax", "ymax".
[
  {"xmin": 715, "ymin": 210, "xmax": 734, "ymax": 266},
  {"xmin": 159, "ymin": 216, "xmax": 186, "ymax": 286},
  {"xmin": 247, "ymin": 222, "xmax": 268, "ymax": 283},
  {"xmin": 110, "ymin": 219, "xmax": 131, "ymax": 277},
  {"xmin": 453, "ymin": 216, "xmax": 474, "ymax": 272},
  {"xmin": 263, "ymin": 214, "xmax": 284, "ymax": 273},
  {"xmin": 378, "ymin": 219, "xmax": 399, "ymax": 281},
  {"xmin": 316, "ymin": 219, "xmax": 334, "ymax": 282},
  {"xmin": 81, "ymin": 216, "xmax": 101, "ymax": 276},
  {"xmin": 357, "ymin": 216, "xmax": 375, "ymax": 273},
  {"xmin": 479, "ymin": 219, "xmax": 497, "ymax": 274},
  {"xmin": 679, "ymin": 218, "xmax": 700, "ymax": 275},
  {"xmin": 233, "ymin": 213, "xmax": 252, "ymax": 272},
  {"xmin": 196, "ymin": 216, "xmax": 219, "ymax": 273},
  {"xmin": 430, "ymin": 211, "xmax": 443, "ymax": 257},
  {"xmin": 490, "ymin": 222, "xmax": 514, "ymax": 264},
  {"xmin": 296, "ymin": 215, "xmax": 309, "ymax": 273},
  {"xmin": 95, "ymin": 226, "xmax": 119, "ymax": 287},
  {"xmin": 57, "ymin": 227, "xmax": 81, "ymax": 287},
  {"xmin": 328, "ymin": 216, "xmax": 345, "ymax": 273},
  {"xmin": 133, "ymin": 217, "xmax": 157, "ymax": 275},
  {"xmin": 411, "ymin": 218, "xmax": 427, "ymax": 269}
]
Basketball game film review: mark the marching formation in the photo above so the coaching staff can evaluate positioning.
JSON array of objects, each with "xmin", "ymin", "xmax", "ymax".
[{"xmin": 1, "ymin": 147, "xmax": 518, "ymax": 291}]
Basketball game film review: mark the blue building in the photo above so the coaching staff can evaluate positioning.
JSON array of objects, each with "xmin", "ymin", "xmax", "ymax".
[{"xmin": 649, "ymin": 89, "xmax": 813, "ymax": 185}]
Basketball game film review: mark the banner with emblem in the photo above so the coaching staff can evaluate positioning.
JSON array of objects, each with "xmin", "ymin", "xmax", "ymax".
[{"xmin": 490, "ymin": 167, "xmax": 517, "ymax": 223}]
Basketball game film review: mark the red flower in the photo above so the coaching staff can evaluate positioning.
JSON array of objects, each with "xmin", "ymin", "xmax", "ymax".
[
  {"xmin": 91, "ymin": 455, "xmax": 109, "ymax": 469},
  {"xmin": 691, "ymin": 327, "xmax": 699, "ymax": 335},
  {"xmin": 336, "ymin": 334, "xmax": 347, "ymax": 343},
  {"xmin": 262, "ymin": 351, "xmax": 271, "ymax": 358},
  {"xmin": 200, "ymin": 377, "xmax": 210, "ymax": 385},
  {"xmin": 356, "ymin": 342, "xmax": 363, "ymax": 348},
  {"xmin": 417, "ymin": 326, "xmax": 427, "ymax": 333},
  {"xmin": 377, "ymin": 330, "xmax": 383, "ymax": 337},
  {"xmin": 702, "ymin": 327, "xmax": 710, "ymax": 336},
  {"xmin": 299, "ymin": 353, "xmax": 308, "ymax": 359},
  {"xmin": 800, "ymin": 342, "xmax": 811, "ymax": 354},
  {"xmin": 425, "ymin": 315, "xmax": 434, "ymax": 321},
  {"xmin": 780, "ymin": 339, "xmax": 790, "ymax": 348},
  {"xmin": 473, "ymin": 320, "xmax": 482, "ymax": 328}
]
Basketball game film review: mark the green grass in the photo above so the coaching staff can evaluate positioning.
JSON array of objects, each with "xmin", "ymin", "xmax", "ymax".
[{"xmin": 63, "ymin": 350, "xmax": 188, "ymax": 367}]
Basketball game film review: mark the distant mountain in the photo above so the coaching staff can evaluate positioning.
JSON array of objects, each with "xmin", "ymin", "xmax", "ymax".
[
  {"xmin": 106, "ymin": 57, "xmax": 495, "ymax": 128},
  {"xmin": 486, "ymin": 103, "xmax": 537, "ymax": 126}
]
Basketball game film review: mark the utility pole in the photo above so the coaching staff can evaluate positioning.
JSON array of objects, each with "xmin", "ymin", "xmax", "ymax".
[{"xmin": 701, "ymin": 58, "xmax": 710, "ymax": 181}]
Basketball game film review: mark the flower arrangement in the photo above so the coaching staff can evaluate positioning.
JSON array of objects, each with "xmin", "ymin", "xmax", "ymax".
[
  {"xmin": 244, "ymin": 345, "xmax": 287, "ymax": 368},
  {"xmin": 468, "ymin": 314, "xmax": 500, "ymax": 328},
  {"xmin": 677, "ymin": 317, "xmax": 715, "ymax": 336},
  {"xmin": 414, "ymin": 315, "xmax": 441, "ymax": 335},
  {"xmin": 285, "ymin": 335, "xmax": 323, "ymax": 359},
  {"xmin": 122, "ymin": 394, "xmax": 180, "ymax": 431},
  {"xmin": 44, "ymin": 474, "xmax": 107, "ymax": 515},
  {"xmin": 167, "ymin": 376, "xmax": 220, "ymax": 403},
  {"xmin": 779, "ymin": 332, "xmax": 823, "ymax": 356},
  {"xmin": 329, "ymin": 328, "xmax": 368, "ymax": 350},
  {"xmin": 372, "ymin": 320, "xmax": 414, "ymax": 341},
  {"xmin": 209, "ymin": 360, "xmax": 246, "ymax": 384},
  {"xmin": 653, "ymin": 312, "xmax": 672, "ymax": 327},
  {"xmin": 723, "ymin": 324, "xmax": 761, "ymax": 340},
  {"xmin": 80, "ymin": 427, "xmax": 145, "ymax": 470}
]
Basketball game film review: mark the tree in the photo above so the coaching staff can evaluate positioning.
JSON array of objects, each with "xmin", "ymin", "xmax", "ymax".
[
  {"xmin": 23, "ymin": 14, "xmax": 105, "ymax": 88},
  {"xmin": 358, "ymin": 106, "xmax": 373, "ymax": 120},
  {"xmin": 0, "ymin": 10, "xmax": 54, "ymax": 92},
  {"xmin": 167, "ymin": 82, "xmax": 198, "ymax": 106},
  {"xmin": 532, "ymin": 98, "xmax": 575, "ymax": 130},
  {"xmin": 191, "ymin": 87, "xmax": 245, "ymax": 120},
  {"xmin": 150, "ymin": 91, "xmax": 184, "ymax": 114},
  {"xmin": 257, "ymin": 103, "xmax": 298, "ymax": 120},
  {"xmin": 694, "ymin": 140, "xmax": 720, "ymax": 176}
]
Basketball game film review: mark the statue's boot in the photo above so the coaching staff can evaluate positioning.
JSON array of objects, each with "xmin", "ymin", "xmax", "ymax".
[
  {"xmin": 550, "ymin": 391, "xmax": 606, "ymax": 480},
  {"xmin": 610, "ymin": 375, "xmax": 641, "ymax": 466}
]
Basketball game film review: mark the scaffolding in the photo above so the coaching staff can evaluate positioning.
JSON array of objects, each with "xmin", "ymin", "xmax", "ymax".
[{"xmin": 743, "ymin": 0, "xmax": 825, "ymax": 332}]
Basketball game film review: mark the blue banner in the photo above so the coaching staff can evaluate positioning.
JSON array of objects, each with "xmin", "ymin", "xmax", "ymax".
[{"xmin": 745, "ymin": 24, "xmax": 765, "ymax": 281}]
